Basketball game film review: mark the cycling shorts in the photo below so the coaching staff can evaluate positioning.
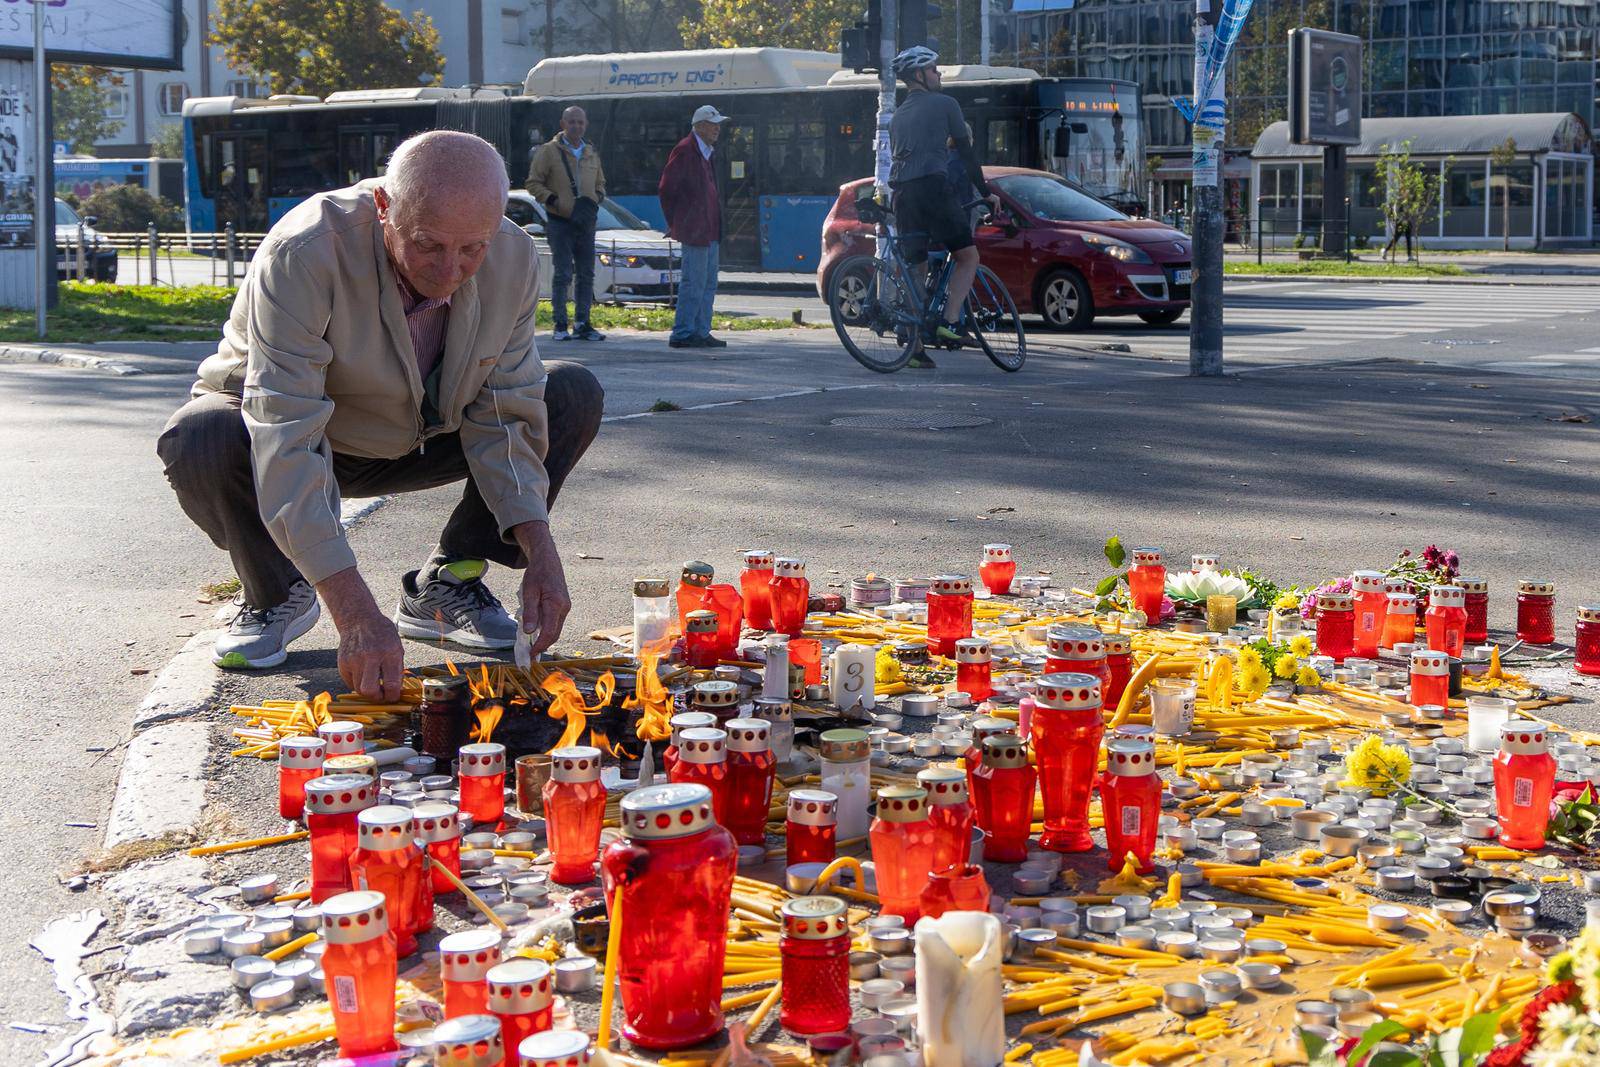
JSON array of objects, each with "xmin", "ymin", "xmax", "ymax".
[{"xmin": 891, "ymin": 174, "xmax": 974, "ymax": 264}]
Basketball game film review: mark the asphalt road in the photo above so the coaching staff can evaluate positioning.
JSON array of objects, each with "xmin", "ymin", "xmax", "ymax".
[{"xmin": 3, "ymin": 277, "xmax": 1598, "ymax": 1057}]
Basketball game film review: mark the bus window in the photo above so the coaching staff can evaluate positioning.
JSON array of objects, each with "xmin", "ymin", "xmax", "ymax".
[
  {"xmin": 373, "ymin": 131, "xmax": 398, "ymax": 175},
  {"xmin": 339, "ymin": 132, "xmax": 365, "ymax": 186},
  {"xmin": 764, "ymin": 120, "xmax": 827, "ymax": 192},
  {"xmin": 985, "ymin": 119, "xmax": 1023, "ymax": 165},
  {"xmin": 270, "ymin": 128, "xmax": 339, "ymax": 199}
]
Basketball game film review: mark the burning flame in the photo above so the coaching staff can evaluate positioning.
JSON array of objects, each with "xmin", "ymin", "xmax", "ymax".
[
  {"xmin": 624, "ymin": 651, "xmax": 673, "ymax": 742},
  {"xmin": 540, "ymin": 670, "xmax": 613, "ymax": 752},
  {"xmin": 471, "ymin": 701, "xmax": 504, "ymax": 744},
  {"xmin": 445, "ymin": 659, "xmax": 459, "ymax": 677},
  {"xmin": 310, "ymin": 692, "xmax": 332, "ymax": 725},
  {"xmin": 468, "ymin": 663, "xmax": 494, "ymax": 702},
  {"xmin": 587, "ymin": 725, "xmax": 630, "ymax": 759}
]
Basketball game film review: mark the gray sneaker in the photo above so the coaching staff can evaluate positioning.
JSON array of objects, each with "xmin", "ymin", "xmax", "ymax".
[
  {"xmin": 395, "ymin": 559, "xmax": 517, "ymax": 650},
  {"xmin": 213, "ymin": 581, "xmax": 321, "ymax": 669}
]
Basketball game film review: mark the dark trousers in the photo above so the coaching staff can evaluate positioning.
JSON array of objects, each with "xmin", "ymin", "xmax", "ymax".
[
  {"xmin": 546, "ymin": 213, "xmax": 597, "ymax": 331},
  {"xmin": 157, "ymin": 361, "xmax": 604, "ymax": 609}
]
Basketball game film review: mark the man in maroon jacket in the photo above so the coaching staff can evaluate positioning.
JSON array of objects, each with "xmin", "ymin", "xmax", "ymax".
[{"xmin": 658, "ymin": 104, "xmax": 729, "ymax": 349}]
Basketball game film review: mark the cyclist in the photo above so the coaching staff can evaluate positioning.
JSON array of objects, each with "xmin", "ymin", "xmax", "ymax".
[{"xmin": 888, "ymin": 45, "xmax": 999, "ymax": 362}]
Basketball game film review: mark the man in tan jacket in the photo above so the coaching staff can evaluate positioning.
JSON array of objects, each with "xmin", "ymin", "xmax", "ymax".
[
  {"xmin": 158, "ymin": 131, "xmax": 604, "ymax": 699},
  {"xmin": 526, "ymin": 106, "xmax": 606, "ymax": 342}
]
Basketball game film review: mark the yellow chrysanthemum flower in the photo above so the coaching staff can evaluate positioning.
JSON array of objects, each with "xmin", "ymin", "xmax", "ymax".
[
  {"xmin": 1274, "ymin": 592, "xmax": 1301, "ymax": 612},
  {"xmin": 1341, "ymin": 734, "xmax": 1412, "ymax": 797},
  {"xmin": 1237, "ymin": 646, "xmax": 1263, "ymax": 669},
  {"xmin": 1239, "ymin": 662, "xmax": 1271, "ymax": 697},
  {"xmin": 1295, "ymin": 666, "xmax": 1323, "ymax": 688},
  {"xmin": 1288, "ymin": 634, "xmax": 1314, "ymax": 657},
  {"xmin": 874, "ymin": 646, "xmax": 903, "ymax": 685},
  {"xmin": 1274, "ymin": 654, "xmax": 1300, "ymax": 680}
]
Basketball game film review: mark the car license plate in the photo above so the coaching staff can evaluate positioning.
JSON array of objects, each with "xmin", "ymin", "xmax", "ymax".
[{"xmin": 1173, "ymin": 269, "xmax": 1192, "ymax": 285}]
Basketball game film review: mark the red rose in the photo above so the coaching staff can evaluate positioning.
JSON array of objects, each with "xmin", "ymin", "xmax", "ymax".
[
  {"xmin": 1482, "ymin": 1035, "xmax": 1533, "ymax": 1067},
  {"xmin": 1520, "ymin": 980, "xmax": 1579, "ymax": 1043}
]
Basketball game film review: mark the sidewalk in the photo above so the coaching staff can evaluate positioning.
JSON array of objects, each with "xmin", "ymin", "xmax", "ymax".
[{"xmin": 1226, "ymin": 247, "xmax": 1600, "ymax": 276}]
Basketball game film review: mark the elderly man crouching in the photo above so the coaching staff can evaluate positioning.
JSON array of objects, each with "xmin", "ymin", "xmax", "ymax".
[{"xmin": 158, "ymin": 131, "xmax": 603, "ymax": 700}]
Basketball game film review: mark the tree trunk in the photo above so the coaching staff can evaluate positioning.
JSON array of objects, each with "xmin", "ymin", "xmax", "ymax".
[{"xmin": 1503, "ymin": 185, "xmax": 1510, "ymax": 252}]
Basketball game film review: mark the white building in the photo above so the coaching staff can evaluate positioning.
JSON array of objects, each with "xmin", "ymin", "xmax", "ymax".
[{"xmin": 94, "ymin": 0, "xmax": 579, "ymax": 155}]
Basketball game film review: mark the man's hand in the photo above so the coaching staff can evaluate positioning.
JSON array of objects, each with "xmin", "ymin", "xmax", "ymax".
[
  {"xmin": 317, "ymin": 567, "xmax": 405, "ymax": 701},
  {"xmin": 984, "ymin": 194, "xmax": 1002, "ymax": 215},
  {"xmin": 512, "ymin": 520, "xmax": 571, "ymax": 657}
]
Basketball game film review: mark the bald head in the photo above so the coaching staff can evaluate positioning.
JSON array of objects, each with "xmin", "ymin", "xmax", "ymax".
[{"xmin": 374, "ymin": 131, "xmax": 510, "ymax": 300}]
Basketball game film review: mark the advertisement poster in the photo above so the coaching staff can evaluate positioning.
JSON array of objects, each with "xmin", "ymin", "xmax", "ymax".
[{"xmin": 0, "ymin": 77, "xmax": 35, "ymax": 248}]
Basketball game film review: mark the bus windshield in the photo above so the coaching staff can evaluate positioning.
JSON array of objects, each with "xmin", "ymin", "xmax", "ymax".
[
  {"xmin": 994, "ymin": 174, "xmax": 1127, "ymax": 222},
  {"xmin": 1033, "ymin": 81, "xmax": 1144, "ymax": 210}
]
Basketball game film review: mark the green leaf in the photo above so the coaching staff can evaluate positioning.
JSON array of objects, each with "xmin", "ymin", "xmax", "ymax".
[
  {"xmin": 1104, "ymin": 536, "xmax": 1126, "ymax": 568},
  {"xmin": 1094, "ymin": 575, "xmax": 1121, "ymax": 596},
  {"xmin": 1455, "ymin": 1009, "xmax": 1506, "ymax": 1064},
  {"xmin": 1367, "ymin": 1051, "xmax": 1423, "ymax": 1067},
  {"xmin": 1298, "ymin": 1029, "xmax": 1329, "ymax": 1061},
  {"xmin": 1344, "ymin": 1021, "xmax": 1410, "ymax": 1066}
]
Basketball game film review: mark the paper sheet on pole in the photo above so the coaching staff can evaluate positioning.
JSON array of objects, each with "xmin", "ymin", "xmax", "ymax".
[{"xmin": 1192, "ymin": 126, "xmax": 1220, "ymax": 187}]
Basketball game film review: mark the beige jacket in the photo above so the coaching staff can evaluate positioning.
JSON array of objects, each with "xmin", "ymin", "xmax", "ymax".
[
  {"xmin": 525, "ymin": 136, "xmax": 606, "ymax": 221},
  {"xmin": 193, "ymin": 181, "xmax": 550, "ymax": 585}
]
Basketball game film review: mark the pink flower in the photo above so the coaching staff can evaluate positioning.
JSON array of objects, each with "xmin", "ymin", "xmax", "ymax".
[{"xmin": 1159, "ymin": 595, "xmax": 1175, "ymax": 621}]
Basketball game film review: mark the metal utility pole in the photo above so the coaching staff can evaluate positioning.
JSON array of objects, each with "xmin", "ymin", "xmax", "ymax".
[
  {"xmin": 1187, "ymin": 0, "xmax": 1224, "ymax": 377},
  {"xmin": 874, "ymin": 0, "xmax": 897, "ymax": 194},
  {"xmin": 32, "ymin": 0, "xmax": 48, "ymax": 339},
  {"xmin": 980, "ymin": 0, "xmax": 991, "ymax": 64}
]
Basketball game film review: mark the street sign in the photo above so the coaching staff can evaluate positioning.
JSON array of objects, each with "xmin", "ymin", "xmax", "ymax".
[{"xmin": 1289, "ymin": 28, "xmax": 1361, "ymax": 146}]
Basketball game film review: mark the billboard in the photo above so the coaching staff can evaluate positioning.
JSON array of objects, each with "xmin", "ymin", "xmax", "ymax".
[
  {"xmin": 1289, "ymin": 28, "xmax": 1362, "ymax": 146},
  {"xmin": 0, "ymin": 0, "xmax": 181, "ymax": 71},
  {"xmin": 0, "ymin": 69, "xmax": 35, "ymax": 248}
]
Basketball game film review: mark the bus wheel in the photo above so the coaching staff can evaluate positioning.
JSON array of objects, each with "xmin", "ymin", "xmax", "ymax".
[{"xmin": 1038, "ymin": 269, "xmax": 1094, "ymax": 330}]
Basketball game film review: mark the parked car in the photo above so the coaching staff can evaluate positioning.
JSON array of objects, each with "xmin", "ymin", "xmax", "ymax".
[
  {"xmin": 818, "ymin": 168, "xmax": 1191, "ymax": 330},
  {"xmin": 505, "ymin": 190, "xmax": 681, "ymax": 302},
  {"xmin": 55, "ymin": 198, "xmax": 117, "ymax": 282}
]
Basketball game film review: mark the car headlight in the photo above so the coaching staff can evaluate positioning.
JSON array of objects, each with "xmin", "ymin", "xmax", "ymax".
[
  {"xmin": 1081, "ymin": 233, "xmax": 1153, "ymax": 264},
  {"xmin": 597, "ymin": 253, "xmax": 644, "ymax": 268}
]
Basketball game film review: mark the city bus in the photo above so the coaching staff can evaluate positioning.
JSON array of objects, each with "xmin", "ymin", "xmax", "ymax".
[{"xmin": 181, "ymin": 48, "xmax": 1144, "ymax": 270}]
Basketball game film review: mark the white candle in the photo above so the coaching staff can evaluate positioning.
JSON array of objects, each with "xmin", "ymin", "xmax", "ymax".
[
  {"xmin": 915, "ymin": 911, "xmax": 1005, "ymax": 1067},
  {"xmin": 829, "ymin": 644, "xmax": 877, "ymax": 712},
  {"xmin": 762, "ymin": 635, "xmax": 790, "ymax": 701}
]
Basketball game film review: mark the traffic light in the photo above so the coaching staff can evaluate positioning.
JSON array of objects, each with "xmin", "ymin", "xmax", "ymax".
[
  {"xmin": 898, "ymin": 0, "xmax": 940, "ymax": 50},
  {"xmin": 840, "ymin": 0, "xmax": 882, "ymax": 71}
]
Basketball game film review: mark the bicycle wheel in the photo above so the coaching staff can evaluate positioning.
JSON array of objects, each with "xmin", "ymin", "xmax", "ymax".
[
  {"xmin": 829, "ymin": 254, "xmax": 919, "ymax": 374},
  {"xmin": 965, "ymin": 265, "xmax": 1026, "ymax": 372}
]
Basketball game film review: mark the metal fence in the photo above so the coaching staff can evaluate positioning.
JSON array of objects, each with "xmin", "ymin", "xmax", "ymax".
[{"xmin": 59, "ymin": 224, "xmax": 268, "ymax": 286}]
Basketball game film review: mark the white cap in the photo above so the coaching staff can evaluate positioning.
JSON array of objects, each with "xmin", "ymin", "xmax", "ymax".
[{"xmin": 692, "ymin": 104, "xmax": 731, "ymax": 124}]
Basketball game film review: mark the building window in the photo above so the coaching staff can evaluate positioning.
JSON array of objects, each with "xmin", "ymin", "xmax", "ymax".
[
  {"xmin": 1443, "ymin": 160, "xmax": 1486, "ymax": 236},
  {"xmin": 501, "ymin": 7, "xmax": 525, "ymax": 44},
  {"xmin": 105, "ymin": 87, "xmax": 129, "ymax": 120},
  {"xmin": 158, "ymin": 82, "xmax": 189, "ymax": 115},
  {"xmin": 224, "ymin": 79, "xmax": 262, "ymax": 99}
]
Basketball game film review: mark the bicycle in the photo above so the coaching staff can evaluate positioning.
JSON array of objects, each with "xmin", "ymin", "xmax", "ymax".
[{"xmin": 827, "ymin": 194, "xmax": 1026, "ymax": 374}]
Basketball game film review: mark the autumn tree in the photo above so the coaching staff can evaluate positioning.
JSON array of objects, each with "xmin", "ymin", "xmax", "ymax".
[
  {"xmin": 210, "ymin": 0, "xmax": 445, "ymax": 98},
  {"xmin": 1373, "ymin": 141, "xmax": 1445, "ymax": 263},
  {"xmin": 1488, "ymin": 135, "xmax": 1518, "ymax": 251},
  {"xmin": 52, "ymin": 66, "xmax": 125, "ymax": 153},
  {"xmin": 563, "ymin": 0, "xmax": 698, "ymax": 53},
  {"xmin": 681, "ymin": 0, "xmax": 855, "ymax": 50}
]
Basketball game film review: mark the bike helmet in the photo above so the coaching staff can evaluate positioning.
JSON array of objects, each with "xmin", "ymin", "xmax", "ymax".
[{"xmin": 892, "ymin": 46, "xmax": 939, "ymax": 80}]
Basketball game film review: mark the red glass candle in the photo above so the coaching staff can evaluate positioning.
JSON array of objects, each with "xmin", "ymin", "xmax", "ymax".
[
  {"xmin": 320, "ymin": 890, "xmax": 398, "ymax": 1058},
  {"xmin": 1103, "ymin": 633, "xmax": 1133, "ymax": 709},
  {"xmin": 703, "ymin": 582, "xmax": 745, "ymax": 661},
  {"xmin": 979, "ymin": 543, "xmax": 1016, "ymax": 596},
  {"xmin": 1099, "ymin": 739, "xmax": 1161, "ymax": 873},
  {"xmin": 414, "ymin": 800, "xmax": 462, "ymax": 895},
  {"xmin": 1044, "ymin": 626, "xmax": 1111, "ymax": 694},
  {"xmin": 981, "ymin": 734, "xmax": 1035, "ymax": 862},
  {"xmin": 429, "ymin": 1014, "xmax": 504, "ymax": 1067},
  {"xmin": 692, "ymin": 680, "xmax": 741, "ymax": 725},
  {"xmin": 964, "ymin": 716, "xmax": 1015, "ymax": 834},
  {"xmin": 518, "ymin": 1030, "xmax": 590, "ymax": 1067},
  {"xmin": 348, "ymin": 806, "xmax": 430, "ymax": 956},
  {"xmin": 487, "ymin": 957, "xmax": 554, "ymax": 1055},
  {"xmin": 918, "ymin": 863, "xmax": 992, "ymax": 920},
  {"xmin": 778, "ymin": 896, "xmax": 852, "ymax": 1035},
  {"xmin": 1315, "ymin": 592, "xmax": 1356, "ymax": 663},
  {"xmin": 317, "ymin": 719, "xmax": 365, "ymax": 758},
  {"xmin": 769, "ymin": 558, "xmax": 810, "ymax": 638},
  {"xmin": 439, "ymin": 929, "xmax": 503, "ymax": 1018},
  {"xmin": 786, "ymin": 788, "xmax": 838, "ymax": 866},
  {"xmin": 1577, "ymin": 605, "xmax": 1600, "ymax": 677},
  {"xmin": 305, "ymin": 773, "xmax": 377, "ymax": 904},
  {"xmin": 1126, "ymin": 548, "xmax": 1166, "ymax": 627},
  {"xmin": 1381, "ymin": 593, "xmax": 1418, "ymax": 650},
  {"xmin": 1459, "ymin": 577, "xmax": 1490, "ymax": 645},
  {"xmin": 724, "ymin": 719, "xmax": 777, "ymax": 846},
  {"xmin": 676, "ymin": 560, "xmax": 714, "ymax": 630},
  {"xmin": 1191, "ymin": 553, "xmax": 1218, "ymax": 574},
  {"xmin": 917, "ymin": 766, "xmax": 973, "ymax": 874},
  {"xmin": 954, "ymin": 638, "xmax": 993, "ymax": 702},
  {"xmin": 926, "ymin": 575, "xmax": 974, "ymax": 657},
  {"xmin": 790, "ymin": 638, "xmax": 823, "ymax": 686},
  {"xmin": 1495, "ymin": 720, "xmax": 1556, "ymax": 849},
  {"xmin": 1409, "ymin": 649, "xmax": 1450, "ymax": 709},
  {"xmin": 1517, "ymin": 580, "xmax": 1557, "ymax": 645},
  {"xmin": 664, "ymin": 712, "xmax": 715, "ymax": 778},
  {"xmin": 458, "ymin": 743, "xmax": 507, "ymax": 826},
  {"xmin": 543, "ymin": 745, "xmax": 606, "ymax": 885},
  {"xmin": 1350, "ymin": 570, "xmax": 1388, "ymax": 660},
  {"xmin": 602, "ymin": 783, "xmax": 739, "ymax": 1050},
  {"xmin": 668, "ymin": 727, "xmax": 731, "ymax": 827},
  {"xmin": 419, "ymin": 675, "xmax": 472, "ymax": 760},
  {"xmin": 685, "ymin": 610, "xmax": 721, "ymax": 669},
  {"xmin": 740, "ymin": 550, "xmax": 775, "ymax": 631},
  {"xmin": 869, "ymin": 786, "xmax": 938, "ymax": 924},
  {"xmin": 1426, "ymin": 585, "xmax": 1469, "ymax": 658},
  {"xmin": 1031, "ymin": 672, "xmax": 1102, "ymax": 853},
  {"xmin": 278, "ymin": 735, "xmax": 326, "ymax": 821}
]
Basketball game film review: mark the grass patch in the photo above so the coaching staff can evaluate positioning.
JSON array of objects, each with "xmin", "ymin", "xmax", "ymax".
[
  {"xmin": 200, "ymin": 577, "xmax": 241, "ymax": 602},
  {"xmin": 1225, "ymin": 259, "xmax": 1468, "ymax": 278},
  {"xmin": 647, "ymin": 399, "xmax": 682, "ymax": 412},
  {"xmin": 0, "ymin": 283, "xmax": 812, "ymax": 343}
]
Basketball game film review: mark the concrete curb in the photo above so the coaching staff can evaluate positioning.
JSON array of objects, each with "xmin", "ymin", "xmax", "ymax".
[
  {"xmin": 1223, "ymin": 271, "xmax": 1594, "ymax": 286},
  {"xmin": 0, "ymin": 345, "xmax": 144, "ymax": 375}
]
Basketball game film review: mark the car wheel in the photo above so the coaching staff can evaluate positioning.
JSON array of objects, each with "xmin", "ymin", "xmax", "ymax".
[
  {"xmin": 1038, "ymin": 269, "xmax": 1094, "ymax": 330},
  {"xmin": 1138, "ymin": 308, "xmax": 1185, "ymax": 326}
]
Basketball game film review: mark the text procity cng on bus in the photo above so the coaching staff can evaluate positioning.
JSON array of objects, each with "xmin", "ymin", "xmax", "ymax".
[{"xmin": 607, "ymin": 63, "xmax": 727, "ymax": 89}]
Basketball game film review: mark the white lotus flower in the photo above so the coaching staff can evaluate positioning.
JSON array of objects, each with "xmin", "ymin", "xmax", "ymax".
[{"xmin": 1165, "ymin": 570, "xmax": 1255, "ymax": 606}]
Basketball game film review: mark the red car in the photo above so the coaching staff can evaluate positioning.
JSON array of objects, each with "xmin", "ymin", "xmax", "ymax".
[{"xmin": 818, "ymin": 167, "xmax": 1191, "ymax": 330}]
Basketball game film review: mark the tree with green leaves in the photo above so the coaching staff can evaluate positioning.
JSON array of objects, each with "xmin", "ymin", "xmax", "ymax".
[
  {"xmin": 52, "ymin": 66, "xmax": 125, "ymax": 154},
  {"xmin": 148, "ymin": 124, "xmax": 184, "ymax": 160},
  {"xmin": 1372, "ymin": 140, "xmax": 1445, "ymax": 263},
  {"xmin": 1488, "ymin": 135, "xmax": 1518, "ymax": 251},
  {"xmin": 209, "ymin": 0, "xmax": 444, "ymax": 98},
  {"xmin": 681, "ymin": 0, "xmax": 853, "ymax": 50}
]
